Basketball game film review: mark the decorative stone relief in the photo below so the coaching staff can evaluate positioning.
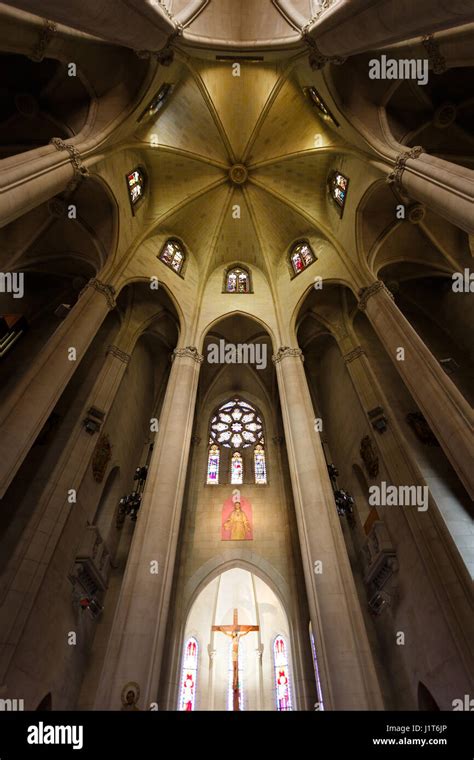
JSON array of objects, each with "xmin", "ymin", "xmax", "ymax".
[
  {"xmin": 360, "ymin": 435, "xmax": 379, "ymax": 478},
  {"xmin": 92, "ymin": 433, "xmax": 112, "ymax": 483},
  {"xmin": 272, "ymin": 347, "xmax": 304, "ymax": 364}
]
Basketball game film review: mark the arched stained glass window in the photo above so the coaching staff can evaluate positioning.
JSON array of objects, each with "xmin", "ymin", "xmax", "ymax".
[
  {"xmin": 178, "ymin": 637, "xmax": 198, "ymax": 711},
  {"xmin": 207, "ymin": 398, "xmax": 267, "ymax": 486},
  {"xmin": 207, "ymin": 444, "xmax": 220, "ymax": 485},
  {"xmin": 309, "ymin": 622, "xmax": 325, "ymax": 711},
  {"xmin": 305, "ymin": 86, "xmax": 339, "ymax": 127},
  {"xmin": 159, "ymin": 239, "xmax": 185, "ymax": 275},
  {"xmin": 126, "ymin": 166, "xmax": 146, "ymax": 212},
  {"xmin": 329, "ymin": 171, "xmax": 349, "ymax": 216},
  {"xmin": 289, "ymin": 241, "xmax": 315, "ymax": 276},
  {"xmin": 254, "ymin": 444, "xmax": 267, "ymax": 485},
  {"xmin": 225, "ymin": 267, "xmax": 251, "ymax": 294},
  {"xmin": 273, "ymin": 635, "xmax": 292, "ymax": 711},
  {"xmin": 138, "ymin": 82, "xmax": 173, "ymax": 123},
  {"xmin": 231, "ymin": 451, "xmax": 243, "ymax": 485}
]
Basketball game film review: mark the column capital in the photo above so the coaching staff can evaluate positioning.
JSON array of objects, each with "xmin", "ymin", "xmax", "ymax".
[
  {"xmin": 422, "ymin": 35, "xmax": 448, "ymax": 75},
  {"xmin": 358, "ymin": 281, "xmax": 394, "ymax": 312},
  {"xmin": 343, "ymin": 346, "xmax": 366, "ymax": 364},
  {"xmin": 272, "ymin": 346, "xmax": 304, "ymax": 364},
  {"xmin": 81, "ymin": 278, "xmax": 116, "ymax": 310},
  {"xmin": 303, "ymin": 32, "xmax": 346, "ymax": 69},
  {"xmin": 49, "ymin": 137, "xmax": 89, "ymax": 193},
  {"xmin": 387, "ymin": 146, "xmax": 425, "ymax": 189},
  {"xmin": 29, "ymin": 18, "xmax": 57, "ymax": 63},
  {"xmin": 172, "ymin": 346, "xmax": 204, "ymax": 364},
  {"xmin": 107, "ymin": 345, "xmax": 131, "ymax": 364}
]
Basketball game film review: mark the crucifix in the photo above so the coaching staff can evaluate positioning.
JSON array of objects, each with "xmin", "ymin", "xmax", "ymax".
[{"xmin": 212, "ymin": 608, "xmax": 259, "ymax": 711}]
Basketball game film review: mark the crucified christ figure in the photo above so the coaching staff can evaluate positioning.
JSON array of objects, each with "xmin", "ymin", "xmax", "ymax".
[{"xmin": 212, "ymin": 608, "xmax": 259, "ymax": 711}]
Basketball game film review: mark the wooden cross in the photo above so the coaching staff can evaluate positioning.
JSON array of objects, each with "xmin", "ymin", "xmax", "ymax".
[{"xmin": 212, "ymin": 608, "xmax": 259, "ymax": 711}]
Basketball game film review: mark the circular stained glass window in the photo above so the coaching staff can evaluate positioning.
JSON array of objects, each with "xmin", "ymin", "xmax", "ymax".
[{"xmin": 210, "ymin": 399, "xmax": 264, "ymax": 448}]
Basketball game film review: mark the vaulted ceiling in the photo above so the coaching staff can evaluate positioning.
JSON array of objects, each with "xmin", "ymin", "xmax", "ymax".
[{"xmin": 135, "ymin": 55, "xmax": 350, "ymax": 278}]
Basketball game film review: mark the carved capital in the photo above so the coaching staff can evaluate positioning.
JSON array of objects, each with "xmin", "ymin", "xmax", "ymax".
[
  {"xmin": 172, "ymin": 346, "xmax": 204, "ymax": 364},
  {"xmin": 107, "ymin": 345, "xmax": 131, "ymax": 364},
  {"xmin": 272, "ymin": 346, "xmax": 304, "ymax": 364},
  {"xmin": 303, "ymin": 33, "xmax": 346, "ymax": 70},
  {"xmin": 358, "ymin": 282, "xmax": 394, "ymax": 311},
  {"xmin": 50, "ymin": 138, "xmax": 89, "ymax": 191},
  {"xmin": 407, "ymin": 202, "xmax": 426, "ymax": 224},
  {"xmin": 29, "ymin": 19, "xmax": 57, "ymax": 63},
  {"xmin": 422, "ymin": 35, "xmax": 447, "ymax": 75},
  {"xmin": 387, "ymin": 146, "xmax": 424, "ymax": 189},
  {"xmin": 81, "ymin": 278, "xmax": 116, "ymax": 310},
  {"xmin": 343, "ymin": 346, "xmax": 366, "ymax": 364}
]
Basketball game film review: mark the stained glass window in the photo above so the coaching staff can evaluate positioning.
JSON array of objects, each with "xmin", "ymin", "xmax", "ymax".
[
  {"xmin": 178, "ymin": 637, "xmax": 198, "ymax": 711},
  {"xmin": 310, "ymin": 626, "xmax": 325, "ymax": 711},
  {"xmin": 289, "ymin": 241, "xmax": 315, "ymax": 277},
  {"xmin": 138, "ymin": 83, "xmax": 173, "ymax": 123},
  {"xmin": 305, "ymin": 86, "xmax": 339, "ymax": 127},
  {"xmin": 227, "ymin": 637, "xmax": 245, "ymax": 711},
  {"xmin": 210, "ymin": 399, "xmax": 264, "ymax": 449},
  {"xmin": 254, "ymin": 445, "xmax": 267, "ymax": 485},
  {"xmin": 159, "ymin": 239, "xmax": 185, "ymax": 275},
  {"xmin": 329, "ymin": 171, "xmax": 349, "ymax": 215},
  {"xmin": 126, "ymin": 167, "xmax": 146, "ymax": 211},
  {"xmin": 273, "ymin": 635, "xmax": 292, "ymax": 711},
  {"xmin": 225, "ymin": 267, "xmax": 250, "ymax": 294},
  {"xmin": 231, "ymin": 452, "xmax": 243, "ymax": 485},
  {"xmin": 207, "ymin": 444, "xmax": 220, "ymax": 485}
]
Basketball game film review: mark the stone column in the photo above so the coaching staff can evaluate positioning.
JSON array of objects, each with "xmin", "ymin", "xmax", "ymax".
[
  {"xmin": 0, "ymin": 342, "xmax": 131, "ymax": 682},
  {"xmin": 94, "ymin": 346, "xmax": 203, "ymax": 710},
  {"xmin": 2, "ymin": 0, "xmax": 175, "ymax": 51},
  {"xmin": 0, "ymin": 139, "xmax": 97, "ymax": 227},
  {"xmin": 337, "ymin": 334, "xmax": 474, "ymax": 680},
  {"xmin": 358, "ymin": 282, "xmax": 474, "ymax": 498},
  {"xmin": 387, "ymin": 149, "xmax": 474, "ymax": 236},
  {"xmin": 0, "ymin": 278, "xmax": 116, "ymax": 497},
  {"xmin": 273, "ymin": 347, "xmax": 383, "ymax": 710},
  {"xmin": 304, "ymin": 0, "xmax": 474, "ymax": 60}
]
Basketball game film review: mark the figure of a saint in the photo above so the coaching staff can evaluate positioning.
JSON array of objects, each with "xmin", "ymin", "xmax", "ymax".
[{"xmin": 223, "ymin": 501, "xmax": 250, "ymax": 540}]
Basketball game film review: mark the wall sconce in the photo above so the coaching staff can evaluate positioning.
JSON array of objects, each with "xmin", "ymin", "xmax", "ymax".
[
  {"xmin": 83, "ymin": 406, "xmax": 105, "ymax": 435},
  {"xmin": 117, "ymin": 491, "xmax": 142, "ymax": 528},
  {"xmin": 367, "ymin": 406, "xmax": 388, "ymax": 433},
  {"xmin": 334, "ymin": 489, "xmax": 355, "ymax": 519}
]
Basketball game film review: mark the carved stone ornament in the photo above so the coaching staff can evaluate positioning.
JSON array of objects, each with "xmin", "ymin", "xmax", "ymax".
[
  {"xmin": 272, "ymin": 346, "xmax": 304, "ymax": 364},
  {"xmin": 29, "ymin": 19, "xmax": 57, "ymax": 63},
  {"xmin": 358, "ymin": 281, "xmax": 394, "ymax": 311},
  {"xmin": 107, "ymin": 345, "xmax": 131, "ymax": 364},
  {"xmin": 343, "ymin": 346, "xmax": 365, "ymax": 364},
  {"xmin": 92, "ymin": 433, "xmax": 112, "ymax": 483},
  {"xmin": 172, "ymin": 346, "xmax": 204, "ymax": 363},
  {"xmin": 80, "ymin": 278, "xmax": 116, "ymax": 310},
  {"xmin": 49, "ymin": 138, "xmax": 89, "ymax": 183},
  {"xmin": 406, "ymin": 412, "xmax": 440, "ymax": 447},
  {"xmin": 387, "ymin": 146, "xmax": 424, "ymax": 189},
  {"xmin": 360, "ymin": 435, "xmax": 379, "ymax": 478},
  {"xmin": 422, "ymin": 35, "xmax": 447, "ymax": 75}
]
